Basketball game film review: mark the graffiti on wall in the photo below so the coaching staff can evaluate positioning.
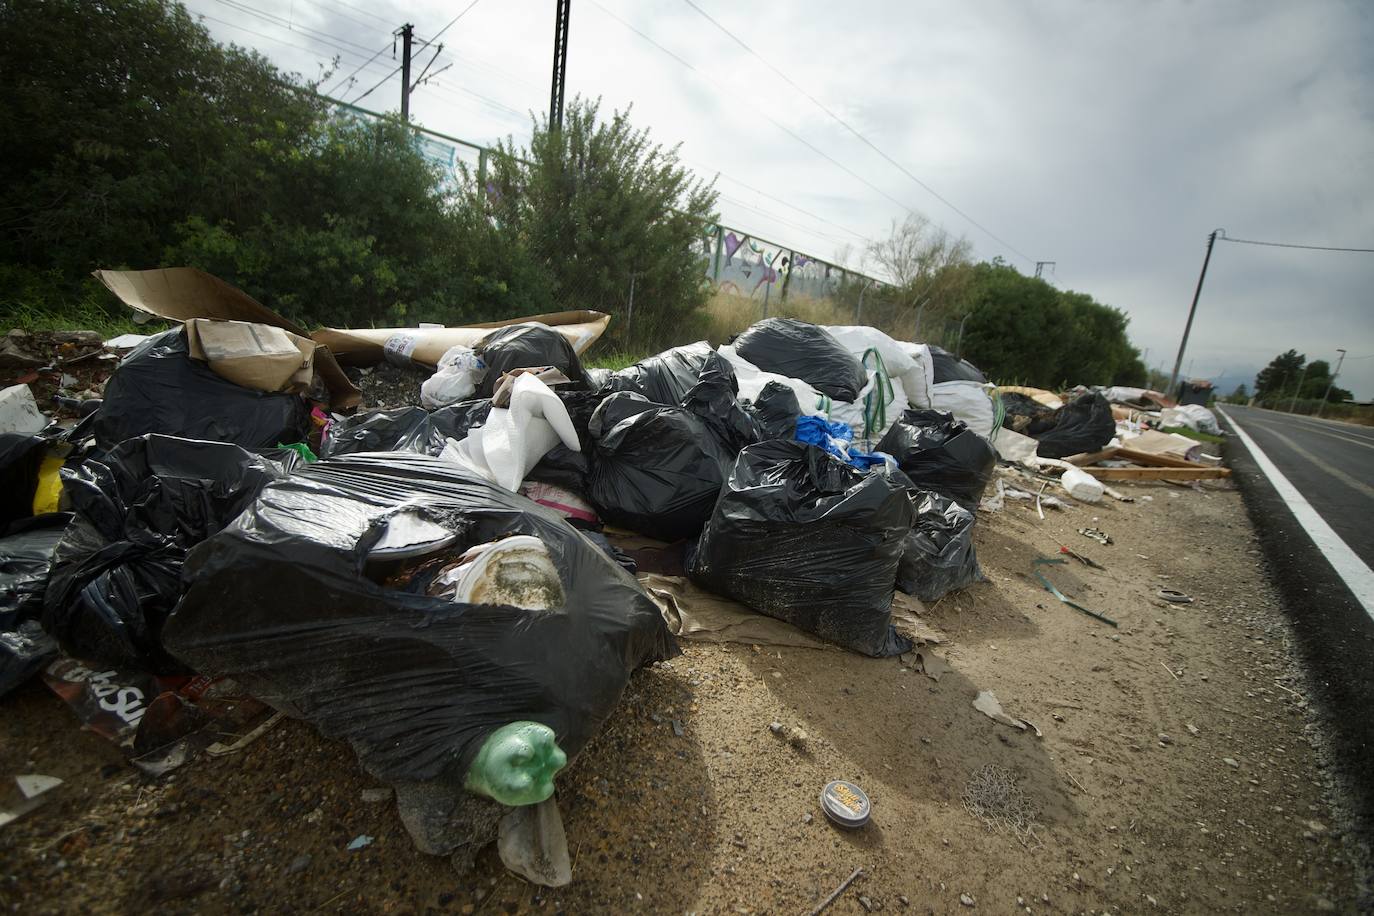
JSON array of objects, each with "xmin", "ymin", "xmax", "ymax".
[{"xmin": 699, "ymin": 224, "xmax": 867, "ymax": 303}]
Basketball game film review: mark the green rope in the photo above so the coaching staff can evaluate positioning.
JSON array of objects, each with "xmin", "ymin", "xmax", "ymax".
[
  {"xmin": 988, "ymin": 387, "xmax": 1005, "ymax": 442},
  {"xmin": 859, "ymin": 347, "xmax": 895, "ymax": 441}
]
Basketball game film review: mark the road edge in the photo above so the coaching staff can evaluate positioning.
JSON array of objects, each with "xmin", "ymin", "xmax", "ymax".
[{"xmin": 1219, "ymin": 408, "xmax": 1374, "ymax": 904}]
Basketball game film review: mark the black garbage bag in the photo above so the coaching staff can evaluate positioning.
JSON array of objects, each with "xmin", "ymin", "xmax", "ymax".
[
  {"xmin": 94, "ymin": 328, "xmax": 310, "ymax": 452},
  {"xmin": 475, "ymin": 324, "xmax": 586, "ymax": 398},
  {"xmin": 896, "ymin": 492, "xmax": 981, "ymax": 601},
  {"xmin": 1000, "ymin": 392, "xmax": 1058, "ymax": 435},
  {"xmin": 0, "ymin": 434, "xmax": 48, "ymax": 527},
  {"xmin": 161, "ymin": 451, "xmax": 678, "ymax": 787},
  {"xmin": 0, "ymin": 513, "xmax": 70, "ymax": 696},
  {"xmin": 42, "ymin": 435, "xmax": 287, "ymax": 672},
  {"xmin": 748, "ymin": 382, "xmax": 802, "ymax": 440},
  {"xmin": 1, "ymin": 513, "xmax": 71, "ymax": 631},
  {"xmin": 522, "ymin": 389, "xmax": 603, "ymax": 495},
  {"xmin": 876, "ymin": 409, "xmax": 996, "ymax": 513},
  {"xmin": 688, "ymin": 440, "xmax": 914, "ymax": 657},
  {"xmin": 321, "ymin": 401, "xmax": 494, "ymax": 459},
  {"xmin": 676, "ymin": 354, "xmax": 762, "ymax": 453},
  {"xmin": 322, "ymin": 407, "xmax": 431, "ymax": 458},
  {"xmin": 733, "ymin": 318, "xmax": 866, "ymax": 402},
  {"xmin": 929, "ymin": 345, "xmax": 987, "ymax": 384},
  {"xmin": 1031, "ymin": 392, "xmax": 1116, "ymax": 459},
  {"xmin": 604, "ymin": 341, "xmax": 716, "ymax": 405},
  {"xmin": 586, "ymin": 392, "xmax": 736, "ymax": 541}
]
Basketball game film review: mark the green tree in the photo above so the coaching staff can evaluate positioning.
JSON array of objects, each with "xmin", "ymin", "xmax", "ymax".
[
  {"xmin": 954, "ymin": 262, "xmax": 1145, "ymax": 386},
  {"xmin": 1253, "ymin": 350, "xmax": 1305, "ymax": 400},
  {"xmin": 0, "ymin": 0, "xmax": 536, "ymax": 330},
  {"xmin": 1225, "ymin": 383, "xmax": 1249, "ymax": 404},
  {"xmin": 475, "ymin": 97, "xmax": 719, "ymax": 350},
  {"xmin": 957, "ymin": 262, "xmax": 1063, "ymax": 384}
]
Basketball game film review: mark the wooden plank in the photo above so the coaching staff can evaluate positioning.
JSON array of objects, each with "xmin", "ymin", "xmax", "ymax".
[
  {"xmin": 1077, "ymin": 466, "xmax": 1231, "ymax": 481},
  {"xmin": 1066, "ymin": 447, "xmax": 1120, "ymax": 466},
  {"xmin": 1113, "ymin": 447, "xmax": 1208, "ymax": 469}
]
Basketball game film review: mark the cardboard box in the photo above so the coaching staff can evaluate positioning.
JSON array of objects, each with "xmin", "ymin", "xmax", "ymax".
[{"xmin": 185, "ymin": 319, "xmax": 315, "ymax": 395}]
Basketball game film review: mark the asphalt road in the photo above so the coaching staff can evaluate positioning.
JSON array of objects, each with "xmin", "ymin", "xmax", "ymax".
[{"xmin": 1219, "ymin": 405, "xmax": 1374, "ymax": 871}]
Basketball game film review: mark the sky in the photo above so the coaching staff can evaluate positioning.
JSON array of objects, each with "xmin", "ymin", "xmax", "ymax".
[{"xmin": 183, "ymin": 0, "xmax": 1374, "ymax": 398}]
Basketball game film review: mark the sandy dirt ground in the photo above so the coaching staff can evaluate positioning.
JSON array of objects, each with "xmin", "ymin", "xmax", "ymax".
[{"xmin": 1, "ymin": 471, "xmax": 1367, "ymax": 914}]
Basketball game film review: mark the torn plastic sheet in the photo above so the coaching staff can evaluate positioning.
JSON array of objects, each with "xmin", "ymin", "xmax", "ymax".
[
  {"xmin": 441, "ymin": 374, "xmax": 579, "ymax": 491},
  {"xmin": 1033, "ymin": 557, "xmax": 1118, "ymax": 627}
]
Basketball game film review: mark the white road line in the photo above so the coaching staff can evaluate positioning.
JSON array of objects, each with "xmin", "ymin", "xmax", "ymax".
[
  {"xmin": 1256, "ymin": 408, "xmax": 1374, "ymax": 444},
  {"xmin": 1219, "ymin": 407, "xmax": 1374, "ymax": 622}
]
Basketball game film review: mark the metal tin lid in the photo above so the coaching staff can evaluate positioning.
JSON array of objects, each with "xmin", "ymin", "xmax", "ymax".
[{"xmin": 820, "ymin": 780, "xmax": 871, "ymax": 828}]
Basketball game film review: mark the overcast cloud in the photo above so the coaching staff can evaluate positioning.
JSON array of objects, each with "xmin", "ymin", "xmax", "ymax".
[{"xmin": 182, "ymin": 0, "xmax": 1374, "ymax": 397}]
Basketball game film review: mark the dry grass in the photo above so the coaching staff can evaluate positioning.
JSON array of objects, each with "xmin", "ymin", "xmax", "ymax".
[
  {"xmin": 962, "ymin": 764, "xmax": 1043, "ymax": 847},
  {"xmin": 699, "ymin": 290, "xmax": 923, "ymax": 345}
]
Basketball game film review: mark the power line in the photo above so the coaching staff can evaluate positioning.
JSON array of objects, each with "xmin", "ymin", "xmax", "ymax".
[
  {"xmin": 350, "ymin": 62, "xmax": 403, "ymax": 104},
  {"xmin": 427, "ymin": 0, "xmax": 485, "ymax": 45},
  {"xmin": 291, "ymin": 0, "xmax": 384, "ymax": 33},
  {"xmin": 588, "ymin": 0, "xmax": 696, "ymax": 70},
  {"xmin": 1218, "ymin": 234, "xmax": 1374, "ymax": 254},
  {"xmin": 193, "ymin": 10, "xmax": 370, "ymax": 66},
  {"xmin": 326, "ymin": 41, "xmax": 391, "ymax": 95},
  {"xmin": 679, "ymin": 0, "xmax": 1034, "ymax": 265},
  {"xmin": 307, "ymin": 0, "xmax": 393, "ymax": 27},
  {"xmin": 210, "ymin": 0, "xmax": 378, "ymax": 54},
  {"xmin": 696, "ymin": 164, "xmax": 872, "ymax": 244},
  {"xmin": 588, "ymin": 1, "xmax": 937, "ymax": 243}
]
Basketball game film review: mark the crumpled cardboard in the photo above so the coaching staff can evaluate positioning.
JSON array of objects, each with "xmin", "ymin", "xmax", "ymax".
[
  {"xmin": 93, "ymin": 268, "xmax": 609, "ymax": 377},
  {"xmin": 185, "ymin": 319, "xmax": 315, "ymax": 395},
  {"xmin": 94, "ymin": 268, "xmax": 361, "ymax": 410}
]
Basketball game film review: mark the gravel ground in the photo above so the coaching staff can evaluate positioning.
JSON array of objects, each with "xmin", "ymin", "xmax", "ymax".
[{"xmin": 1, "ymin": 467, "xmax": 1367, "ymax": 914}]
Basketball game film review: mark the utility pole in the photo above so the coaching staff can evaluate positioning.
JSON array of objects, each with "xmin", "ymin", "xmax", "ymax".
[
  {"xmin": 1034, "ymin": 261, "xmax": 1055, "ymax": 279},
  {"xmin": 1287, "ymin": 362, "xmax": 1310, "ymax": 414},
  {"xmin": 1316, "ymin": 348, "xmax": 1347, "ymax": 417},
  {"xmin": 398, "ymin": 23, "xmax": 414, "ymax": 120},
  {"xmin": 549, "ymin": 0, "xmax": 571, "ymax": 131},
  {"xmin": 1168, "ymin": 229, "xmax": 1220, "ymax": 398}
]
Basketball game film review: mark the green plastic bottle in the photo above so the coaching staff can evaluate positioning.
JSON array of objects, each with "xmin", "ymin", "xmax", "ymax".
[{"xmin": 465, "ymin": 722, "xmax": 567, "ymax": 807}]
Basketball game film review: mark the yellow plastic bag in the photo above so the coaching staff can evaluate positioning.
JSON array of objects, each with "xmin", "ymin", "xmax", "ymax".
[{"xmin": 32, "ymin": 452, "xmax": 63, "ymax": 515}]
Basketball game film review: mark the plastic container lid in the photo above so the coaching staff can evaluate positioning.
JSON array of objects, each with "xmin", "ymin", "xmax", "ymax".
[
  {"xmin": 367, "ymin": 511, "xmax": 459, "ymax": 560},
  {"xmin": 819, "ymin": 779, "xmax": 870, "ymax": 828}
]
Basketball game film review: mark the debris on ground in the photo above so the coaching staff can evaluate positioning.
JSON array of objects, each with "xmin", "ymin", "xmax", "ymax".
[{"xmin": 3, "ymin": 276, "xmax": 1359, "ymax": 910}]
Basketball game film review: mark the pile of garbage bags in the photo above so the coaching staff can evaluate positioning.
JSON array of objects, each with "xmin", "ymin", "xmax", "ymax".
[{"xmin": 2, "ymin": 268, "xmax": 1015, "ymax": 881}]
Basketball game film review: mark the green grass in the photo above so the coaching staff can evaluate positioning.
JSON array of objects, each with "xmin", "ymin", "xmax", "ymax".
[
  {"xmin": 1, "ymin": 301, "xmax": 154, "ymax": 338},
  {"xmin": 0, "ymin": 265, "xmax": 158, "ymax": 338},
  {"xmin": 583, "ymin": 349, "xmax": 647, "ymax": 371},
  {"xmin": 1160, "ymin": 425, "xmax": 1225, "ymax": 444}
]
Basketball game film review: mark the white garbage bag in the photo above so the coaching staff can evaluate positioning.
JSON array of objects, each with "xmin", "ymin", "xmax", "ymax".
[
  {"xmin": 420, "ymin": 345, "xmax": 487, "ymax": 409},
  {"xmin": 930, "ymin": 379, "xmax": 997, "ymax": 439},
  {"xmin": 823, "ymin": 326, "xmax": 935, "ymax": 409},
  {"xmin": 1160, "ymin": 404, "xmax": 1220, "ymax": 435},
  {"xmin": 717, "ymin": 345, "xmax": 825, "ymax": 416}
]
